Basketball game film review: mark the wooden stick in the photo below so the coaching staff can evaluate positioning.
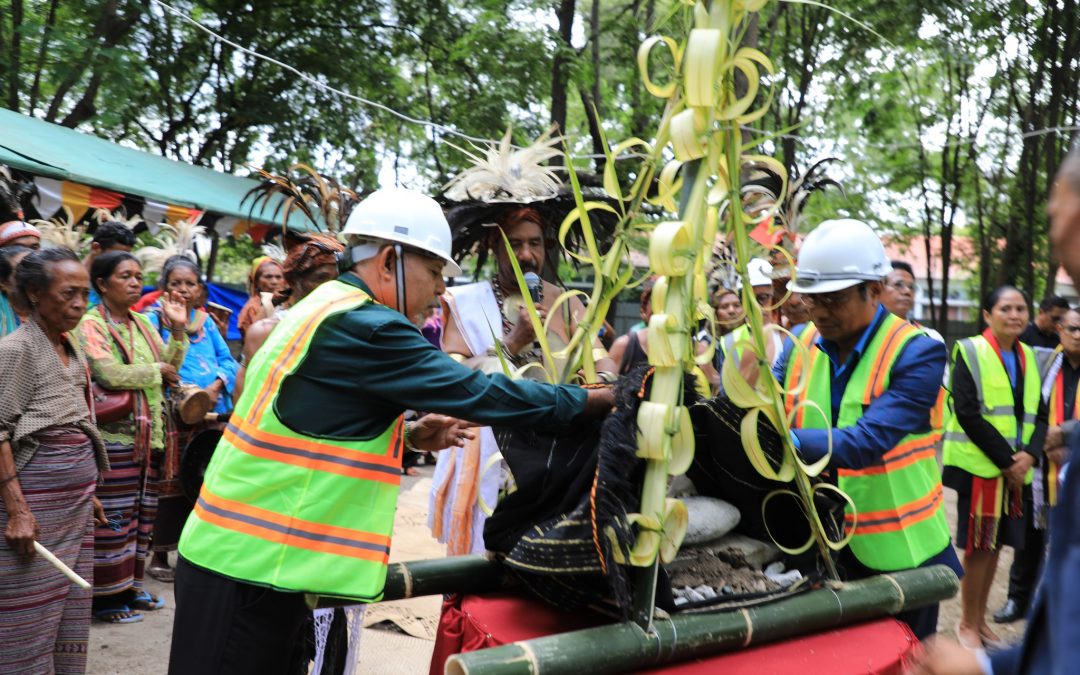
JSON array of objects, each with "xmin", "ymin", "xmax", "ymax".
[{"xmin": 33, "ymin": 541, "xmax": 91, "ymax": 589}]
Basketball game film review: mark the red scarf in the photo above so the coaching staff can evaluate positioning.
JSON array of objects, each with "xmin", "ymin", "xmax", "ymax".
[{"xmin": 965, "ymin": 330, "xmax": 1026, "ymax": 553}]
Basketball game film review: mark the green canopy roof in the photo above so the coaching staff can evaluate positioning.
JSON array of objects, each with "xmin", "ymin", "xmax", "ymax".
[{"xmin": 0, "ymin": 107, "xmax": 313, "ymax": 229}]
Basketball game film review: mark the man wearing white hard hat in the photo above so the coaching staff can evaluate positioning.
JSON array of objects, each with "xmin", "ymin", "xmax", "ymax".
[
  {"xmin": 775, "ymin": 218, "xmax": 960, "ymax": 640},
  {"xmin": 168, "ymin": 187, "xmax": 615, "ymax": 674}
]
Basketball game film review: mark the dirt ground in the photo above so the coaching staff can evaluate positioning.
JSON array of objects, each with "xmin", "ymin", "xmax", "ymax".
[
  {"xmin": 85, "ymin": 463, "xmax": 1028, "ymax": 673},
  {"xmin": 86, "ymin": 468, "xmax": 444, "ymax": 675}
]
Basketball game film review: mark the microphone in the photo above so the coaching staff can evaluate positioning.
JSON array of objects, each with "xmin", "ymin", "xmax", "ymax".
[{"xmin": 524, "ymin": 272, "xmax": 542, "ymax": 304}]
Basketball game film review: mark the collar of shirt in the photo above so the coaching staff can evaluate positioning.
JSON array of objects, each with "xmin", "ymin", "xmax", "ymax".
[
  {"xmin": 814, "ymin": 303, "xmax": 887, "ymax": 375},
  {"xmin": 339, "ymin": 271, "xmax": 373, "ymax": 296}
]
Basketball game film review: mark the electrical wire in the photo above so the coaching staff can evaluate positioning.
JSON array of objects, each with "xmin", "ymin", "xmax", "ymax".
[{"xmin": 150, "ymin": 0, "xmax": 1078, "ymax": 164}]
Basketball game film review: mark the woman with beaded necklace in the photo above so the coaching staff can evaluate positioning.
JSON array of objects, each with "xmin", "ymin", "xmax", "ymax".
[{"xmin": 76, "ymin": 250, "xmax": 188, "ymax": 624}]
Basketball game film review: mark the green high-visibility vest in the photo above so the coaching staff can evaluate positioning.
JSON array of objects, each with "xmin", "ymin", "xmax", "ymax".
[
  {"xmin": 785, "ymin": 314, "xmax": 951, "ymax": 571},
  {"xmin": 178, "ymin": 280, "xmax": 404, "ymax": 600},
  {"xmin": 719, "ymin": 324, "xmax": 748, "ymax": 363},
  {"xmin": 942, "ymin": 335, "xmax": 1039, "ymax": 482}
]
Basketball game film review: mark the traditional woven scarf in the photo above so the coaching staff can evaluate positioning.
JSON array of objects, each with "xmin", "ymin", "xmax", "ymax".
[{"xmin": 97, "ymin": 306, "xmax": 176, "ymax": 477}]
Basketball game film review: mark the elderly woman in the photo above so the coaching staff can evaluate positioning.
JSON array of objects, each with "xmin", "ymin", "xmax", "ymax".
[
  {"xmin": 236, "ymin": 255, "xmax": 285, "ymax": 338},
  {"xmin": 145, "ymin": 256, "xmax": 238, "ymax": 581},
  {"xmin": 0, "ymin": 247, "xmax": 109, "ymax": 673},
  {"xmin": 0, "ymin": 244, "xmax": 33, "ymax": 337},
  {"xmin": 76, "ymin": 251, "xmax": 188, "ymax": 624}
]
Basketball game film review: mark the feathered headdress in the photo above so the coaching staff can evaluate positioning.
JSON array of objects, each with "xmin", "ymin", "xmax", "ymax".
[
  {"xmin": 0, "ymin": 167, "xmax": 35, "ymax": 224},
  {"xmin": 32, "ymin": 206, "xmax": 90, "ymax": 253},
  {"xmin": 440, "ymin": 127, "xmax": 617, "ymax": 280},
  {"xmin": 242, "ymin": 163, "xmax": 360, "ymax": 246},
  {"xmin": 706, "ymin": 158, "xmax": 842, "ymax": 289},
  {"xmin": 93, "ymin": 207, "xmax": 145, "ymax": 233},
  {"xmin": 133, "ymin": 217, "xmax": 206, "ymax": 271}
]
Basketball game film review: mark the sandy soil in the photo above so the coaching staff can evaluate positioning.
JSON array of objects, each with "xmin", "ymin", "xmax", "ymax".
[{"xmin": 85, "ymin": 463, "xmax": 1030, "ymax": 673}]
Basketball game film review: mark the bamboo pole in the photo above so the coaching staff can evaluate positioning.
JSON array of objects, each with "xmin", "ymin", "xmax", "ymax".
[
  {"xmin": 445, "ymin": 565, "xmax": 959, "ymax": 675},
  {"xmin": 306, "ymin": 555, "xmax": 505, "ymax": 609}
]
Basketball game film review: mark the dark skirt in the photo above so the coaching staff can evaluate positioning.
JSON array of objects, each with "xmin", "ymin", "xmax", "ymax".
[
  {"xmin": 0, "ymin": 428, "xmax": 97, "ymax": 674},
  {"xmin": 946, "ymin": 467, "xmax": 1026, "ymax": 552}
]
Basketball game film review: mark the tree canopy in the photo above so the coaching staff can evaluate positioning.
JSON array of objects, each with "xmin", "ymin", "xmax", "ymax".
[{"xmin": 1, "ymin": 0, "xmax": 1077, "ymax": 331}]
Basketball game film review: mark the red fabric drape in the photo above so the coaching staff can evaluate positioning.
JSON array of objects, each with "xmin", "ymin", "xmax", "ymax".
[{"xmin": 431, "ymin": 592, "xmax": 921, "ymax": 675}]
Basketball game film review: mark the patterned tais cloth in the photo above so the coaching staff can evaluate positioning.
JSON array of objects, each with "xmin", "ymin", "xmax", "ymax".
[{"xmin": 0, "ymin": 429, "xmax": 97, "ymax": 674}]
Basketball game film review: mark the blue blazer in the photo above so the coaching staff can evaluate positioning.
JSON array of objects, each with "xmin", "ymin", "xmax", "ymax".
[{"xmin": 990, "ymin": 428, "xmax": 1080, "ymax": 674}]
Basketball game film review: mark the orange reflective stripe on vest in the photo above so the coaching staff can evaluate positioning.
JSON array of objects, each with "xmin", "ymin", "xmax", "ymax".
[
  {"xmin": 863, "ymin": 322, "xmax": 919, "ymax": 404},
  {"xmin": 837, "ymin": 434, "xmax": 938, "ymax": 478},
  {"xmin": 843, "ymin": 483, "xmax": 944, "ymax": 535},
  {"xmin": 248, "ymin": 292, "xmax": 367, "ymax": 420},
  {"xmin": 223, "ymin": 415, "xmax": 404, "ymax": 484},
  {"xmin": 194, "ymin": 488, "xmax": 391, "ymax": 563}
]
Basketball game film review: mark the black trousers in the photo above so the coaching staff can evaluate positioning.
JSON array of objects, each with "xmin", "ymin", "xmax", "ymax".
[
  {"xmin": 838, "ymin": 548, "xmax": 941, "ymax": 641},
  {"xmin": 1005, "ymin": 495, "xmax": 1046, "ymax": 609},
  {"xmin": 169, "ymin": 556, "xmax": 309, "ymax": 675}
]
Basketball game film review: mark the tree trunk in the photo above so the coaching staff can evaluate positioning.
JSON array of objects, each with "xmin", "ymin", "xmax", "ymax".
[
  {"xmin": 550, "ymin": 0, "xmax": 577, "ymax": 149},
  {"xmin": 28, "ymin": 0, "xmax": 59, "ymax": 113},
  {"xmin": 7, "ymin": 0, "xmax": 23, "ymax": 111}
]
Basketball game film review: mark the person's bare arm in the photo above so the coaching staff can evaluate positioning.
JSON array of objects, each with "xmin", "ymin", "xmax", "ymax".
[
  {"xmin": 439, "ymin": 295, "xmax": 474, "ymax": 360},
  {"xmin": 233, "ymin": 318, "xmax": 277, "ymax": 404},
  {"xmin": 608, "ymin": 334, "xmax": 630, "ymax": 372},
  {"xmin": 1, "ymin": 440, "xmax": 36, "ymax": 558}
]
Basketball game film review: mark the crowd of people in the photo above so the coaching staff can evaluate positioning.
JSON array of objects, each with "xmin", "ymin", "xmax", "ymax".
[{"xmin": 0, "ymin": 146, "xmax": 1077, "ymax": 675}]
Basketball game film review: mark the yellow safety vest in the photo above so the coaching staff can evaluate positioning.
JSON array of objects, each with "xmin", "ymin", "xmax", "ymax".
[
  {"xmin": 785, "ymin": 314, "xmax": 951, "ymax": 570},
  {"xmin": 178, "ymin": 280, "xmax": 403, "ymax": 600}
]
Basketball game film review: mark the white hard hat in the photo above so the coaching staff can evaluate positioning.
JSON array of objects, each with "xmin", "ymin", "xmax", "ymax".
[
  {"xmin": 788, "ymin": 219, "xmax": 889, "ymax": 294},
  {"xmin": 342, "ymin": 187, "xmax": 462, "ymax": 277},
  {"xmin": 736, "ymin": 258, "xmax": 773, "ymax": 291}
]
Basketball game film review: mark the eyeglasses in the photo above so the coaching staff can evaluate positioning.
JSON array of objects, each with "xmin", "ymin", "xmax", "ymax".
[
  {"xmin": 1062, "ymin": 325, "xmax": 1080, "ymax": 335},
  {"xmin": 886, "ymin": 281, "xmax": 918, "ymax": 293},
  {"xmin": 803, "ymin": 287, "xmax": 854, "ymax": 309}
]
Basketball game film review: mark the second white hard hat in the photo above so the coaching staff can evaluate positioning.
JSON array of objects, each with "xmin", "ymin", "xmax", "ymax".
[
  {"xmin": 788, "ymin": 219, "xmax": 889, "ymax": 294},
  {"xmin": 342, "ymin": 187, "xmax": 462, "ymax": 277},
  {"xmin": 736, "ymin": 258, "xmax": 774, "ymax": 291}
]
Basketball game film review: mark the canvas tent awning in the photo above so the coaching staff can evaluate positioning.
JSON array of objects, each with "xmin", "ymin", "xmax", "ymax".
[{"xmin": 0, "ymin": 107, "xmax": 317, "ymax": 239}]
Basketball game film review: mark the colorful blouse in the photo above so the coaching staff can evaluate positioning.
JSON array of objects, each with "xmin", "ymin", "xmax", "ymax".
[
  {"xmin": 147, "ymin": 307, "xmax": 239, "ymax": 414},
  {"xmin": 0, "ymin": 291, "xmax": 19, "ymax": 338},
  {"xmin": 76, "ymin": 308, "xmax": 187, "ymax": 450}
]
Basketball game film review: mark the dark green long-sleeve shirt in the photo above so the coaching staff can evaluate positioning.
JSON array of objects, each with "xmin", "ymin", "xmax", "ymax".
[{"xmin": 275, "ymin": 273, "xmax": 588, "ymax": 440}]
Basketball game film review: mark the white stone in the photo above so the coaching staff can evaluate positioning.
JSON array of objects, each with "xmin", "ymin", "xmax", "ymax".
[{"xmin": 681, "ymin": 496, "xmax": 741, "ymax": 545}]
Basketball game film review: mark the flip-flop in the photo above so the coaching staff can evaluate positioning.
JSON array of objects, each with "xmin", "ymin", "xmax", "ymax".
[
  {"xmin": 130, "ymin": 590, "xmax": 166, "ymax": 611},
  {"xmin": 93, "ymin": 606, "xmax": 144, "ymax": 624}
]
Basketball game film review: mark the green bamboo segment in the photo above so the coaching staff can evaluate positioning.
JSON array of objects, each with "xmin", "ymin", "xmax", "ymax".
[
  {"xmin": 445, "ymin": 566, "xmax": 959, "ymax": 675},
  {"xmin": 305, "ymin": 555, "xmax": 505, "ymax": 609}
]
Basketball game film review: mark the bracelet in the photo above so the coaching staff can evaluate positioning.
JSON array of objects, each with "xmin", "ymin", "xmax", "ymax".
[{"xmin": 0, "ymin": 474, "xmax": 18, "ymax": 488}]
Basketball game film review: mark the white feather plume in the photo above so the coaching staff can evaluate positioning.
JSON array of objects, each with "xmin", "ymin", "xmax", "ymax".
[
  {"xmin": 31, "ymin": 206, "xmax": 90, "ymax": 253},
  {"xmin": 133, "ymin": 217, "xmax": 205, "ymax": 271},
  {"xmin": 443, "ymin": 127, "xmax": 564, "ymax": 203}
]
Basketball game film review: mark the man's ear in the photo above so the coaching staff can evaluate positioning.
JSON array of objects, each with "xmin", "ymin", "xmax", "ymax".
[
  {"xmin": 866, "ymin": 280, "xmax": 884, "ymax": 300},
  {"xmin": 382, "ymin": 244, "xmax": 397, "ymax": 273}
]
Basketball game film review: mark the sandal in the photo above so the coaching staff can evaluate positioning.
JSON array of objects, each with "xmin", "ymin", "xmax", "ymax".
[
  {"xmin": 130, "ymin": 590, "xmax": 166, "ymax": 611},
  {"xmin": 93, "ymin": 606, "xmax": 144, "ymax": 624},
  {"xmin": 147, "ymin": 564, "xmax": 175, "ymax": 583}
]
